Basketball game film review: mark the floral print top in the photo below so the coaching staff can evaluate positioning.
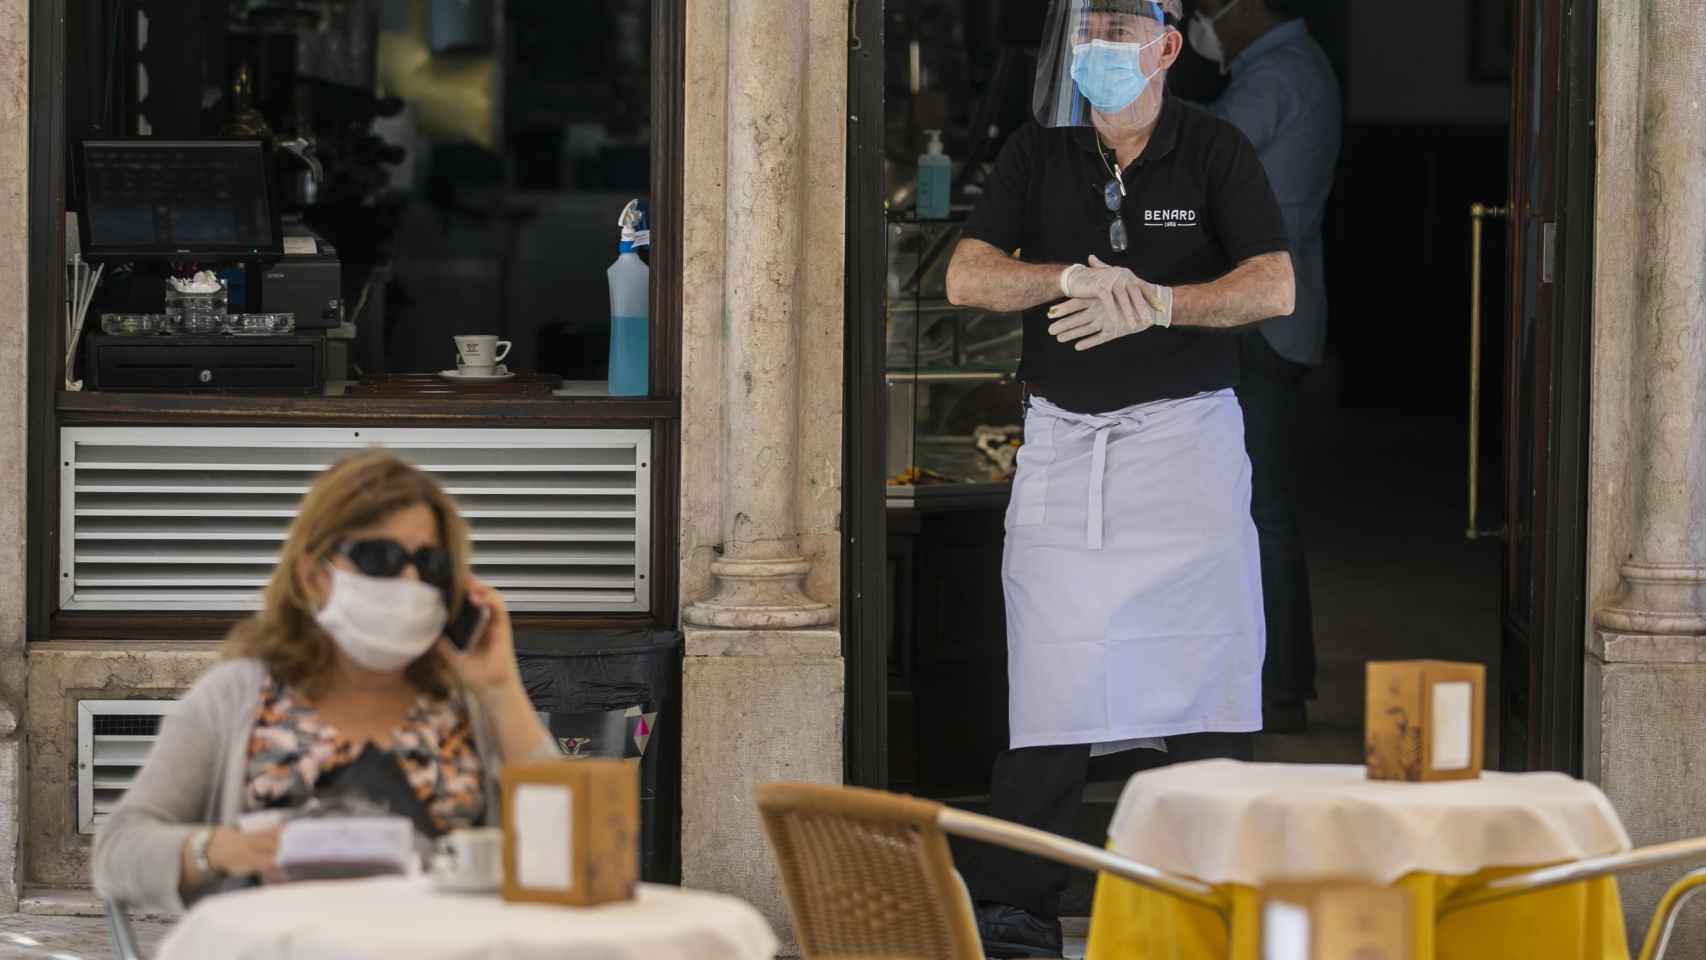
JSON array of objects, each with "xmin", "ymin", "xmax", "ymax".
[{"xmin": 244, "ymin": 676, "xmax": 486, "ymax": 834}]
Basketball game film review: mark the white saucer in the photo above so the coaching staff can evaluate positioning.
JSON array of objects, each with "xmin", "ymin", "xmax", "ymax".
[
  {"xmin": 439, "ymin": 365, "xmax": 515, "ymax": 382},
  {"xmin": 428, "ymin": 869, "xmax": 501, "ymax": 894}
]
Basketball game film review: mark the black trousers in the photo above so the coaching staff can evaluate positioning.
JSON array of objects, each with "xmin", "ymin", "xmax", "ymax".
[
  {"xmin": 962, "ymin": 733, "xmax": 1254, "ymax": 920},
  {"xmin": 1235, "ymin": 331, "xmax": 1317, "ymax": 706}
]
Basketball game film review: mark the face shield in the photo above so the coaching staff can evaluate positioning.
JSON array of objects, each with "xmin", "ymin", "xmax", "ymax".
[{"xmin": 1033, "ymin": 0, "xmax": 1180, "ymax": 131}]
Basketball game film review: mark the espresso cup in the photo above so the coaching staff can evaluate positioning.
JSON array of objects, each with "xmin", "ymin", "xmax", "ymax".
[
  {"xmin": 454, "ymin": 335, "xmax": 512, "ymax": 373},
  {"xmin": 431, "ymin": 827, "xmax": 503, "ymax": 890}
]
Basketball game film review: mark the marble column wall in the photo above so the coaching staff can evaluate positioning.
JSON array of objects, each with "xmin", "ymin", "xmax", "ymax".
[
  {"xmin": 676, "ymin": 0, "xmax": 847, "ymax": 949},
  {"xmin": 682, "ymin": 0, "xmax": 839, "ymax": 630},
  {"xmin": 1593, "ymin": 0, "xmax": 1706, "ymax": 637},
  {"xmin": 1586, "ymin": 0, "xmax": 1706, "ymax": 953},
  {"xmin": 0, "ymin": 0, "xmax": 30, "ymax": 914},
  {"xmin": 678, "ymin": 0, "xmax": 845, "ymax": 626}
]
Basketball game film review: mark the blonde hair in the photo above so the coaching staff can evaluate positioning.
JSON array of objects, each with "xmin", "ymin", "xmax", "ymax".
[{"xmin": 224, "ymin": 450, "xmax": 472, "ymax": 699}]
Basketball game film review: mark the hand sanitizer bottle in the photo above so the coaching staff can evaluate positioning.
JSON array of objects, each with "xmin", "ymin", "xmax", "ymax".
[
  {"xmin": 916, "ymin": 129, "xmax": 952, "ymax": 220},
  {"xmin": 607, "ymin": 200, "xmax": 650, "ymax": 397}
]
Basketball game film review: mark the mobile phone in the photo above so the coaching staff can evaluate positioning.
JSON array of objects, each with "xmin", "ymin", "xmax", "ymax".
[{"xmin": 444, "ymin": 599, "xmax": 491, "ymax": 651}]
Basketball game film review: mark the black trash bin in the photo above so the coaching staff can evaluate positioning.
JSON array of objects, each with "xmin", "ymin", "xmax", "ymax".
[{"xmin": 515, "ymin": 630, "xmax": 681, "ymax": 884}]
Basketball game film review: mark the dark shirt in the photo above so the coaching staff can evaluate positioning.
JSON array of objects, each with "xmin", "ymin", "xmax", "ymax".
[{"xmin": 961, "ymin": 95, "xmax": 1291, "ymax": 413}]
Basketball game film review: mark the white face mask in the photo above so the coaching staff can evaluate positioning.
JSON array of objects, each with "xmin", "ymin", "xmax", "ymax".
[
  {"xmin": 1188, "ymin": 0, "xmax": 1242, "ymax": 67},
  {"xmin": 314, "ymin": 566, "xmax": 448, "ymax": 673}
]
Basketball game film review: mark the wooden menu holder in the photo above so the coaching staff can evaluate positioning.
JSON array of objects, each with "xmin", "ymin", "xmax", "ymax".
[
  {"xmin": 1365, "ymin": 660, "xmax": 1486, "ymax": 782},
  {"xmin": 1261, "ymin": 881, "xmax": 1412, "ymax": 960},
  {"xmin": 500, "ymin": 758, "xmax": 639, "ymax": 907}
]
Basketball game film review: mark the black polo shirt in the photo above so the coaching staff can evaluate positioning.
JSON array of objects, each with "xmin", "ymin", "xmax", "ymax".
[{"xmin": 962, "ymin": 95, "xmax": 1291, "ymax": 413}]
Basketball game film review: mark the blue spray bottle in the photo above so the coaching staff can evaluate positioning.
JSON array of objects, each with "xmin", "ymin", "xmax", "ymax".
[
  {"xmin": 916, "ymin": 129, "xmax": 952, "ymax": 220},
  {"xmin": 607, "ymin": 200, "xmax": 650, "ymax": 397}
]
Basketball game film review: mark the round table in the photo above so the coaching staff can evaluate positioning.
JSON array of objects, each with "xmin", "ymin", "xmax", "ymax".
[
  {"xmin": 1086, "ymin": 761, "xmax": 1635, "ymax": 960},
  {"xmin": 154, "ymin": 878, "xmax": 779, "ymax": 960}
]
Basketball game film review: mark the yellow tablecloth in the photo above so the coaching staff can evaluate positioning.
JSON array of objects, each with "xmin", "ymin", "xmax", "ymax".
[{"xmin": 1085, "ymin": 866, "xmax": 1630, "ymax": 960}]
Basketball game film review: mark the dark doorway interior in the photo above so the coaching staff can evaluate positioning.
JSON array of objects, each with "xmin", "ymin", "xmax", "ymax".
[
  {"xmin": 856, "ymin": 0, "xmax": 1523, "ymax": 918},
  {"xmin": 1271, "ymin": 2, "xmax": 1512, "ymax": 770}
]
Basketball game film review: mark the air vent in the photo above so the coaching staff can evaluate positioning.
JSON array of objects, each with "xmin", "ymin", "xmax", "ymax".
[
  {"xmin": 77, "ymin": 699, "xmax": 179, "ymax": 835},
  {"xmin": 59, "ymin": 427, "xmax": 652, "ymax": 613}
]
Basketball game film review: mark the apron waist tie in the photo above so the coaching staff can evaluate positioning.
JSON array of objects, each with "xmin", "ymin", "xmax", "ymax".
[
  {"xmin": 1087, "ymin": 424, "xmax": 1113, "ymax": 550},
  {"xmin": 1028, "ymin": 399, "xmax": 1146, "ymax": 551}
]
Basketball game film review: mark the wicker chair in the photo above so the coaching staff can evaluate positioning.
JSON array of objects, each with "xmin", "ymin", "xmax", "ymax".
[
  {"xmin": 755, "ymin": 781, "xmax": 1227, "ymax": 960},
  {"xmin": 1437, "ymin": 835, "xmax": 1706, "ymax": 960}
]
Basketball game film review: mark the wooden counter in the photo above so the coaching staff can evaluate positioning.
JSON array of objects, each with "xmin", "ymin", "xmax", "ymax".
[{"xmin": 57, "ymin": 375, "xmax": 679, "ymax": 427}]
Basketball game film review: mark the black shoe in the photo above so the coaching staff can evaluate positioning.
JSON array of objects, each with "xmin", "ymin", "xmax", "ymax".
[
  {"xmin": 974, "ymin": 901, "xmax": 1064, "ymax": 958},
  {"xmin": 1263, "ymin": 699, "xmax": 1308, "ymax": 734}
]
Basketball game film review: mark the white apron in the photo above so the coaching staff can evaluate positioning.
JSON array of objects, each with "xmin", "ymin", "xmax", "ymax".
[{"xmin": 1002, "ymin": 389, "xmax": 1265, "ymax": 750}]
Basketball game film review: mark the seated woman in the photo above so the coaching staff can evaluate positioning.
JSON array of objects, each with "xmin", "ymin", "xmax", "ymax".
[{"xmin": 94, "ymin": 451, "xmax": 559, "ymax": 911}]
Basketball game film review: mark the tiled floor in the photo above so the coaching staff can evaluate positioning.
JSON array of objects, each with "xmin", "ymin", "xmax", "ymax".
[{"xmin": 0, "ymin": 914, "xmax": 171, "ymax": 960}]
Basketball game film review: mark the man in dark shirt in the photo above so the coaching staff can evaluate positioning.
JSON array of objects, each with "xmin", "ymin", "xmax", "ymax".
[{"xmin": 945, "ymin": 0, "xmax": 1294, "ymax": 954}]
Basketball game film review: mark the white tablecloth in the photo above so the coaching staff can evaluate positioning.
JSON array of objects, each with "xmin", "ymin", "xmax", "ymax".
[
  {"xmin": 155, "ymin": 878, "xmax": 779, "ymax": 960},
  {"xmin": 1108, "ymin": 760, "xmax": 1631, "ymax": 886}
]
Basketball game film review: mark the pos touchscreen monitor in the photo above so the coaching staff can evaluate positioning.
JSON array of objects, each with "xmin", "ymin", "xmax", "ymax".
[{"xmin": 73, "ymin": 139, "xmax": 284, "ymax": 259}]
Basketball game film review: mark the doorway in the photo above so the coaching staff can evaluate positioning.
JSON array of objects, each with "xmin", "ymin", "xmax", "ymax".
[
  {"xmin": 840, "ymin": 0, "xmax": 1595, "ymax": 915},
  {"xmin": 1247, "ymin": 1, "xmax": 1514, "ymax": 769}
]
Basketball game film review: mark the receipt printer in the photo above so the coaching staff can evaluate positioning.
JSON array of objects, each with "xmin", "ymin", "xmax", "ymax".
[{"xmin": 256, "ymin": 227, "xmax": 342, "ymax": 329}]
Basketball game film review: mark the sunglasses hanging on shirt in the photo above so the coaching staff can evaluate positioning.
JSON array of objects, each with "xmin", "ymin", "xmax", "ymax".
[{"xmin": 1098, "ymin": 142, "xmax": 1129, "ymax": 253}]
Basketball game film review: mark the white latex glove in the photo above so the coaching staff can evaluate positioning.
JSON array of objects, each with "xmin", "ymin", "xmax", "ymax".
[{"xmin": 1051, "ymin": 255, "xmax": 1173, "ymax": 350}]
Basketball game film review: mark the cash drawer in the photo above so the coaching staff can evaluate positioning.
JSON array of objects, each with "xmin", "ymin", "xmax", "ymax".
[{"xmin": 87, "ymin": 335, "xmax": 325, "ymax": 393}]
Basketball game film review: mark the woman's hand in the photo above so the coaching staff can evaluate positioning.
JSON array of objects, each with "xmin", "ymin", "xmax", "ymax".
[
  {"xmin": 439, "ymin": 577, "xmax": 556, "ymax": 761},
  {"xmin": 205, "ymin": 826, "xmax": 281, "ymax": 878},
  {"xmin": 438, "ymin": 577, "xmax": 523, "ymax": 699}
]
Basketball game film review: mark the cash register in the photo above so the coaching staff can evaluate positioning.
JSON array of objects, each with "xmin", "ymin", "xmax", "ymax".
[{"xmin": 74, "ymin": 138, "xmax": 350, "ymax": 393}]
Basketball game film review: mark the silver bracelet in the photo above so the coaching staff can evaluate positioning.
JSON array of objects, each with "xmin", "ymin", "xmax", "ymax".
[{"xmin": 189, "ymin": 827, "xmax": 217, "ymax": 877}]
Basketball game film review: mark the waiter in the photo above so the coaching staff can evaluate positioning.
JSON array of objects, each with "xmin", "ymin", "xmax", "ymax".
[{"xmin": 944, "ymin": 0, "xmax": 1294, "ymax": 955}]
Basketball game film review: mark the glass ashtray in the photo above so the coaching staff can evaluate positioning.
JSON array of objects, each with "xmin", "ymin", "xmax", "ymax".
[
  {"xmin": 164, "ymin": 281, "xmax": 229, "ymax": 332},
  {"xmin": 228, "ymin": 313, "xmax": 295, "ymax": 336},
  {"xmin": 179, "ymin": 313, "xmax": 228, "ymax": 335},
  {"xmin": 101, "ymin": 313, "xmax": 176, "ymax": 336}
]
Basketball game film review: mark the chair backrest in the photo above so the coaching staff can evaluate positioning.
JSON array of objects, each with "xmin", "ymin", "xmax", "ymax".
[
  {"xmin": 1438, "ymin": 835, "xmax": 1706, "ymax": 919},
  {"xmin": 1641, "ymin": 866, "xmax": 1706, "ymax": 960},
  {"xmin": 755, "ymin": 782, "xmax": 985, "ymax": 960}
]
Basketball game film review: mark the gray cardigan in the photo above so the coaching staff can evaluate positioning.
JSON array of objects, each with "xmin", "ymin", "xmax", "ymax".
[{"xmin": 93, "ymin": 657, "xmax": 549, "ymax": 912}]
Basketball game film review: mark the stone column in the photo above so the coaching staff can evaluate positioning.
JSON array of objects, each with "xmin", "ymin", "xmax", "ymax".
[
  {"xmin": 683, "ymin": 0, "xmax": 833, "ymax": 631},
  {"xmin": 1593, "ymin": 2, "xmax": 1706, "ymax": 640},
  {"xmin": 1587, "ymin": 1, "xmax": 1706, "ymax": 952},
  {"xmin": 0, "ymin": 0, "xmax": 30, "ymax": 913},
  {"xmin": 677, "ymin": 0, "xmax": 846, "ymax": 949}
]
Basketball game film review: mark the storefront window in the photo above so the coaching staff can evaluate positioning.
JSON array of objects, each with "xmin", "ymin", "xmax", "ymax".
[
  {"xmin": 61, "ymin": 0, "xmax": 659, "ymax": 389},
  {"xmin": 33, "ymin": 0, "xmax": 682, "ymax": 637}
]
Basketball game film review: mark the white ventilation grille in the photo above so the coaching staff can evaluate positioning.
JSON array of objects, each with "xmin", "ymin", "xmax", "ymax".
[
  {"xmin": 77, "ymin": 699, "xmax": 178, "ymax": 835},
  {"xmin": 59, "ymin": 427, "xmax": 652, "ymax": 613}
]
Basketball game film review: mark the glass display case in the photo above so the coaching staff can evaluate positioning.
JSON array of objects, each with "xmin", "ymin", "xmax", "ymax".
[{"xmin": 885, "ymin": 218, "xmax": 1025, "ymax": 505}]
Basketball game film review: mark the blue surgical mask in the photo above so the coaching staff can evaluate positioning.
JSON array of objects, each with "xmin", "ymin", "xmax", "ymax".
[{"xmin": 1070, "ymin": 35, "xmax": 1167, "ymax": 115}]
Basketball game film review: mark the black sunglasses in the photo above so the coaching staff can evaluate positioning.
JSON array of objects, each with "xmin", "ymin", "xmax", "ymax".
[
  {"xmin": 336, "ymin": 539, "xmax": 453, "ymax": 593},
  {"xmin": 1102, "ymin": 178, "xmax": 1129, "ymax": 253}
]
